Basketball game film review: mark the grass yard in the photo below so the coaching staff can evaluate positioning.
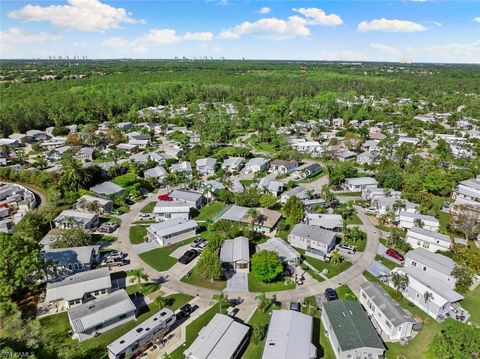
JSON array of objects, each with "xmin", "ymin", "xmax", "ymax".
[
  {"xmin": 374, "ymin": 254, "xmax": 400, "ymax": 270},
  {"xmin": 301, "ymin": 251, "xmax": 352, "ymax": 278},
  {"xmin": 248, "ymin": 272, "xmax": 296, "ymax": 292},
  {"xmin": 129, "ymin": 225, "xmax": 147, "ymax": 244},
  {"xmin": 336, "ymin": 284, "xmax": 357, "ymax": 300},
  {"xmin": 461, "ymin": 285, "xmax": 480, "ymax": 325},
  {"xmin": 139, "ymin": 237, "xmax": 195, "ymax": 272},
  {"xmin": 194, "ymin": 201, "xmax": 225, "ymax": 221},
  {"xmin": 341, "ymin": 236, "xmax": 367, "ymax": 252},
  {"xmin": 334, "ymin": 191, "xmax": 362, "ymax": 197},
  {"xmin": 169, "ymin": 303, "xmax": 228, "ymax": 359},
  {"xmin": 125, "ymin": 282, "xmax": 160, "ymax": 296},
  {"xmin": 181, "ymin": 268, "xmax": 227, "ymax": 290},
  {"xmin": 299, "ymin": 169, "xmax": 326, "ymax": 183},
  {"xmin": 242, "ymin": 303, "xmax": 282, "ymax": 359},
  {"xmin": 140, "ymin": 201, "xmax": 156, "ymax": 213},
  {"xmin": 39, "ymin": 293, "xmax": 193, "ymax": 359},
  {"xmin": 345, "ymin": 214, "xmax": 362, "ymax": 225}
]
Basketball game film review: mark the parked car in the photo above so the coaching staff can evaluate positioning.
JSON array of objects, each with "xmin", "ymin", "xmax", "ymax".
[
  {"xmin": 104, "ymin": 251, "xmax": 126, "ymax": 260},
  {"xmin": 289, "ymin": 301, "xmax": 301, "ymax": 312},
  {"xmin": 191, "ymin": 238, "xmax": 206, "ymax": 248},
  {"xmin": 103, "ymin": 257, "xmax": 130, "ymax": 267},
  {"xmin": 386, "ymin": 248, "xmax": 404, "ymax": 262},
  {"xmin": 158, "ymin": 194, "xmax": 172, "ymax": 201},
  {"xmin": 98, "ymin": 222, "xmax": 120, "ymax": 233},
  {"xmin": 325, "ymin": 288, "xmax": 338, "ymax": 302},
  {"xmin": 176, "ymin": 303, "xmax": 193, "ymax": 319},
  {"xmin": 178, "ymin": 249, "xmax": 199, "ymax": 264},
  {"xmin": 337, "ymin": 244, "xmax": 357, "ymax": 255}
]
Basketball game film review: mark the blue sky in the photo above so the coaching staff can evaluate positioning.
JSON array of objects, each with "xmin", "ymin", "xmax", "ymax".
[{"xmin": 1, "ymin": 0, "xmax": 479, "ymax": 63}]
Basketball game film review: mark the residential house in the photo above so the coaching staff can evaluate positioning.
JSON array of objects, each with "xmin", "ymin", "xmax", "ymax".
[
  {"xmin": 269, "ymin": 160, "xmax": 298, "ymax": 175},
  {"xmin": 288, "ymin": 223, "xmax": 337, "ymax": 261},
  {"xmin": 304, "ymin": 214, "xmax": 343, "ymax": 232},
  {"xmin": 452, "ymin": 177, "xmax": 480, "ymax": 204},
  {"xmin": 76, "ymin": 147, "xmax": 94, "ymax": 163},
  {"xmin": 321, "ymin": 300, "xmax": 385, "ymax": 359},
  {"xmin": 336, "ymin": 149, "xmax": 357, "ymax": 162},
  {"xmin": 26, "ymin": 130, "xmax": 48, "ymax": 141},
  {"xmin": 9, "ymin": 133, "xmax": 31, "ymax": 144},
  {"xmin": 45, "ymin": 267, "xmax": 112, "ymax": 310},
  {"xmin": 68, "ymin": 289, "xmax": 136, "ymax": 341},
  {"xmin": 76, "ymin": 195, "xmax": 113, "ymax": 214},
  {"xmin": 146, "ymin": 217, "xmax": 198, "ymax": 246},
  {"xmin": 44, "ymin": 245, "xmax": 100, "ymax": 277},
  {"xmin": 390, "ymin": 266, "xmax": 466, "ymax": 322},
  {"xmin": 262, "ymin": 310, "xmax": 316, "ymax": 359},
  {"xmin": 344, "ymin": 177, "xmax": 378, "ymax": 192},
  {"xmin": 220, "ymin": 236, "xmax": 250, "ymax": 273},
  {"xmin": 292, "ymin": 141, "xmax": 322, "ymax": 156},
  {"xmin": 293, "ymin": 163, "xmax": 322, "ymax": 180},
  {"xmin": 153, "ymin": 201, "xmax": 191, "ymax": 222},
  {"xmin": 169, "ymin": 190, "xmax": 203, "ymax": 209},
  {"xmin": 0, "ymin": 138, "xmax": 20, "ymax": 148},
  {"xmin": 230, "ymin": 180, "xmax": 244, "ymax": 193},
  {"xmin": 280, "ymin": 185, "xmax": 310, "ymax": 204},
  {"xmin": 196, "ymin": 158, "xmax": 216, "ymax": 176},
  {"xmin": 170, "ymin": 161, "xmax": 192, "ymax": 177},
  {"xmin": 405, "ymin": 228, "xmax": 451, "ymax": 252},
  {"xmin": 404, "ymin": 248, "xmax": 457, "ymax": 289},
  {"xmin": 184, "ymin": 314, "xmax": 249, "ymax": 359},
  {"xmin": 116, "ymin": 122, "xmax": 132, "ymax": 130},
  {"xmin": 116, "ymin": 143, "xmax": 138, "ymax": 153},
  {"xmin": 359, "ymin": 282, "xmax": 416, "ymax": 341},
  {"xmin": 90, "ymin": 181, "xmax": 124, "ymax": 198},
  {"xmin": 244, "ymin": 158, "xmax": 269, "ymax": 173},
  {"xmin": 163, "ymin": 145, "xmax": 184, "ymax": 159},
  {"xmin": 40, "ymin": 137, "xmax": 67, "ymax": 150},
  {"xmin": 398, "ymin": 211, "xmax": 440, "ymax": 232},
  {"xmin": 217, "ymin": 205, "xmax": 282, "ymax": 233},
  {"xmin": 258, "ymin": 177, "xmax": 284, "ymax": 196},
  {"xmin": 54, "ymin": 209, "xmax": 99, "ymax": 229},
  {"xmin": 148, "ymin": 152, "xmax": 166, "ymax": 165},
  {"xmin": 257, "ymin": 237, "xmax": 301, "ymax": 268},
  {"xmin": 221, "ymin": 157, "xmax": 245, "ymax": 172},
  {"xmin": 357, "ymin": 151, "xmax": 374, "ymax": 165},
  {"xmin": 144, "ymin": 166, "xmax": 167, "ymax": 182}
]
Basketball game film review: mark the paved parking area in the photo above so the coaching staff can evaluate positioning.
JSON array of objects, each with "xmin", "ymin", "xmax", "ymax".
[
  {"xmin": 169, "ymin": 243, "xmax": 193, "ymax": 259},
  {"xmin": 377, "ymin": 243, "xmax": 404, "ymax": 265},
  {"xmin": 367, "ymin": 260, "xmax": 391, "ymax": 277},
  {"xmin": 132, "ymin": 241, "xmax": 161, "ymax": 254},
  {"xmin": 225, "ymin": 272, "xmax": 249, "ymax": 292}
]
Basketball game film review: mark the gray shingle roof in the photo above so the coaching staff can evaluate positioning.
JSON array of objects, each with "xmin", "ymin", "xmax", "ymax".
[
  {"xmin": 322, "ymin": 300, "xmax": 385, "ymax": 352},
  {"xmin": 405, "ymin": 248, "xmax": 456, "ymax": 276},
  {"xmin": 258, "ymin": 237, "xmax": 300, "ymax": 263},
  {"xmin": 360, "ymin": 282, "xmax": 415, "ymax": 327},
  {"xmin": 170, "ymin": 190, "xmax": 202, "ymax": 202},
  {"xmin": 147, "ymin": 217, "xmax": 198, "ymax": 237},
  {"xmin": 90, "ymin": 181, "xmax": 123, "ymax": 196},
  {"xmin": 220, "ymin": 236, "xmax": 250, "ymax": 263},
  {"xmin": 44, "ymin": 245, "xmax": 100, "ymax": 267}
]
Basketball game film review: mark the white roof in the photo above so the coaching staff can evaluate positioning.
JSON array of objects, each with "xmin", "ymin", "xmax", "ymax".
[
  {"xmin": 345, "ymin": 177, "xmax": 378, "ymax": 186},
  {"xmin": 153, "ymin": 201, "xmax": 191, "ymax": 213},
  {"xmin": 399, "ymin": 211, "xmax": 439, "ymax": 224},
  {"xmin": 262, "ymin": 310, "xmax": 316, "ymax": 359},
  {"xmin": 184, "ymin": 314, "xmax": 249, "ymax": 359},
  {"xmin": 196, "ymin": 158, "xmax": 216, "ymax": 168},
  {"xmin": 147, "ymin": 217, "xmax": 197, "ymax": 237},
  {"xmin": 46, "ymin": 267, "xmax": 111, "ymax": 302},
  {"xmin": 90, "ymin": 181, "xmax": 123, "ymax": 196},
  {"xmin": 170, "ymin": 190, "xmax": 203, "ymax": 202},
  {"xmin": 220, "ymin": 236, "xmax": 250, "ymax": 263},
  {"xmin": 305, "ymin": 214, "xmax": 342, "ymax": 229},
  {"xmin": 258, "ymin": 237, "xmax": 300, "ymax": 263},
  {"xmin": 405, "ymin": 247, "xmax": 456, "ymax": 276},
  {"xmin": 407, "ymin": 228, "xmax": 451, "ymax": 246}
]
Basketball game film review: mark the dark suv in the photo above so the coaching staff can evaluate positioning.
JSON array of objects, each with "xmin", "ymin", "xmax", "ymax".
[
  {"xmin": 325, "ymin": 288, "xmax": 338, "ymax": 301},
  {"xmin": 178, "ymin": 249, "xmax": 198, "ymax": 264}
]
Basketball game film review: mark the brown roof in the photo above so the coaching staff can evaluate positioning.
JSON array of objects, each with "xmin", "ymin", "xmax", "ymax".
[
  {"xmin": 270, "ymin": 159, "xmax": 298, "ymax": 167},
  {"xmin": 241, "ymin": 208, "xmax": 282, "ymax": 229}
]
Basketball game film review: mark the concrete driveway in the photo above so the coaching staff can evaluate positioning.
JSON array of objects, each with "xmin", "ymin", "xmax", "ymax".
[{"xmin": 225, "ymin": 273, "xmax": 249, "ymax": 292}]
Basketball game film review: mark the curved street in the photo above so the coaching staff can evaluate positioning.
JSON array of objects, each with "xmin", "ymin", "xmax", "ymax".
[{"xmin": 115, "ymin": 191, "xmax": 379, "ymax": 304}]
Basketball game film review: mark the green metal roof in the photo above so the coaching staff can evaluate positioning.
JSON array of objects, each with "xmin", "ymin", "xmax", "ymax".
[{"xmin": 323, "ymin": 300, "xmax": 385, "ymax": 351}]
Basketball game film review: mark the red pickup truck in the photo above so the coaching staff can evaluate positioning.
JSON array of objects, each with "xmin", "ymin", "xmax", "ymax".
[{"xmin": 158, "ymin": 194, "xmax": 172, "ymax": 201}]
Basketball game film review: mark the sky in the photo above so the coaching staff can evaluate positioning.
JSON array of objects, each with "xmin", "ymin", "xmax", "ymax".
[{"xmin": 1, "ymin": 0, "xmax": 479, "ymax": 63}]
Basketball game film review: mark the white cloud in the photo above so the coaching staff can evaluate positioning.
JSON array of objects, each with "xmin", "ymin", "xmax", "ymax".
[
  {"xmin": 358, "ymin": 18, "xmax": 426, "ymax": 32},
  {"xmin": 219, "ymin": 7, "xmax": 342, "ymax": 40},
  {"xmin": 8, "ymin": 0, "xmax": 142, "ymax": 32},
  {"xmin": 424, "ymin": 41, "xmax": 480, "ymax": 63},
  {"xmin": 0, "ymin": 27, "xmax": 61, "ymax": 44},
  {"xmin": 102, "ymin": 28, "xmax": 214, "ymax": 53},
  {"xmin": 474, "ymin": 17, "xmax": 480, "ymax": 23},
  {"xmin": 259, "ymin": 7, "xmax": 271, "ymax": 15},
  {"xmin": 370, "ymin": 43, "xmax": 402, "ymax": 58},
  {"xmin": 292, "ymin": 7, "xmax": 343, "ymax": 26}
]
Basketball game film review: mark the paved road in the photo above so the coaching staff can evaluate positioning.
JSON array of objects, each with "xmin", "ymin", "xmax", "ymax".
[{"xmin": 116, "ymin": 190, "xmax": 380, "ymax": 303}]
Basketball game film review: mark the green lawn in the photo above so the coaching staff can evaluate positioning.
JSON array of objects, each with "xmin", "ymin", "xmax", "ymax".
[
  {"xmin": 139, "ymin": 237, "xmax": 195, "ymax": 272},
  {"xmin": 336, "ymin": 284, "xmax": 357, "ymax": 300},
  {"xmin": 461, "ymin": 285, "xmax": 480, "ymax": 325},
  {"xmin": 301, "ymin": 251, "xmax": 352, "ymax": 278},
  {"xmin": 334, "ymin": 191, "xmax": 362, "ymax": 196},
  {"xmin": 301, "ymin": 264, "xmax": 325, "ymax": 282},
  {"xmin": 341, "ymin": 236, "xmax": 366, "ymax": 252},
  {"xmin": 374, "ymin": 254, "xmax": 400, "ymax": 270},
  {"xmin": 129, "ymin": 225, "xmax": 147, "ymax": 244},
  {"xmin": 181, "ymin": 268, "xmax": 227, "ymax": 290},
  {"xmin": 169, "ymin": 303, "xmax": 228, "ymax": 359},
  {"xmin": 345, "ymin": 214, "xmax": 362, "ymax": 225},
  {"xmin": 248, "ymin": 272, "xmax": 296, "ymax": 292},
  {"xmin": 194, "ymin": 201, "xmax": 225, "ymax": 221},
  {"xmin": 242, "ymin": 303, "xmax": 282, "ymax": 359},
  {"xmin": 125, "ymin": 282, "xmax": 160, "ymax": 296},
  {"xmin": 140, "ymin": 201, "xmax": 156, "ymax": 213},
  {"xmin": 39, "ymin": 293, "xmax": 193, "ymax": 359},
  {"xmin": 299, "ymin": 169, "xmax": 326, "ymax": 183}
]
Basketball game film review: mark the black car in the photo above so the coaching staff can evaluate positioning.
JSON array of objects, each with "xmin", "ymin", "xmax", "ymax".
[
  {"xmin": 325, "ymin": 288, "xmax": 338, "ymax": 302},
  {"xmin": 289, "ymin": 301, "xmax": 301, "ymax": 312},
  {"xmin": 178, "ymin": 249, "xmax": 198, "ymax": 264}
]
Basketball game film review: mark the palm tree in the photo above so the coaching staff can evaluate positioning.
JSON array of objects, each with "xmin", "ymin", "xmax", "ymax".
[
  {"xmin": 256, "ymin": 293, "xmax": 274, "ymax": 312},
  {"xmin": 154, "ymin": 295, "xmax": 167, "ymax": 309},
  {"xmin": 414, "ymin": 218, "xmax": 424, "ymax": 229},
  {"xmin": 391, "ymin": 272, "xmax": 409, "ymax": 293},
  {"xmin": 212, "ymin": 293, "xmax": 229, "ymax": 313},
  {"xmin": 60, "ymin": 158, "xmax": 92, "ymax": 190},
  {"xmin": 129, "ymin": 268, "xmax": 149, "ymax": 297},
  {"xmin": 247, "ymin": 208, "xmax": 258, "ymax": 230},
  {"xmin": 423, "ymin": 291, "xmax": 433, "ymax": 313},
  {"xmin": 330, "ymin": 250, "xmax": 342, "ymax": 265}
]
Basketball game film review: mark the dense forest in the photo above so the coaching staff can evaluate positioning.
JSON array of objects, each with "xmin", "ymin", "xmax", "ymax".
[{"xmin": 1, "ymin": 60, "xmax": 479, "ymax": 136}]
